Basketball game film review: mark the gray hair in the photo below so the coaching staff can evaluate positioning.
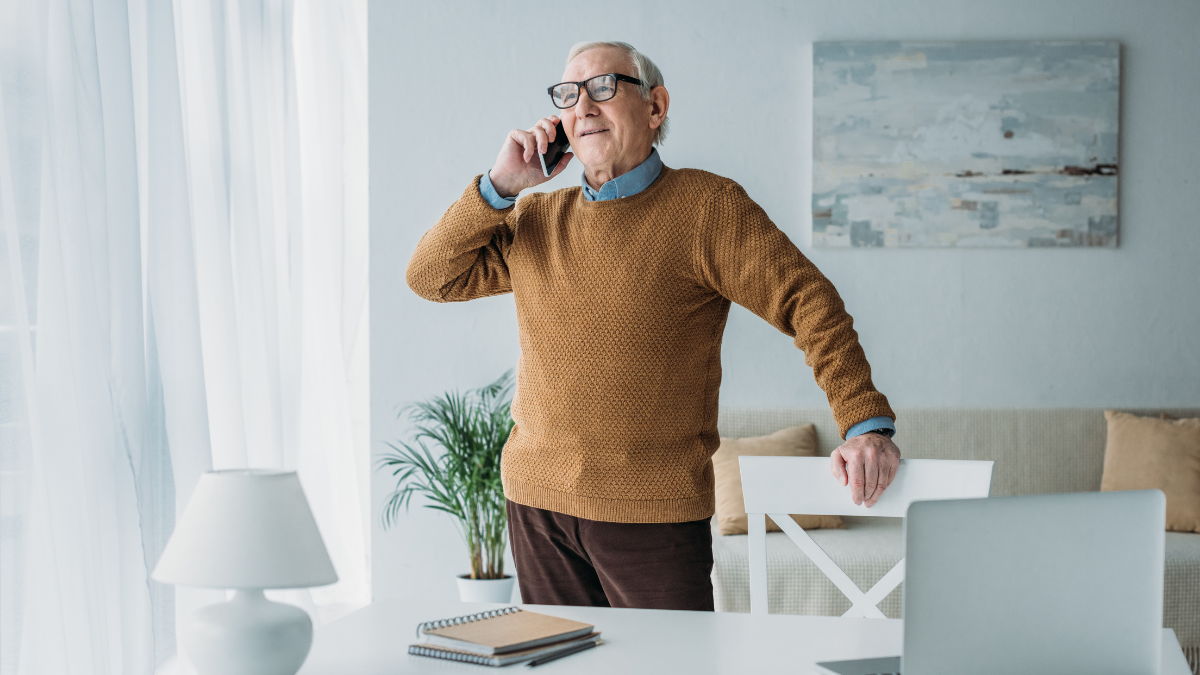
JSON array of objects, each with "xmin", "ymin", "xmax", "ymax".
[{"xmin": 566, "ymin": 41, "xmax": 669, "ymax": 146}]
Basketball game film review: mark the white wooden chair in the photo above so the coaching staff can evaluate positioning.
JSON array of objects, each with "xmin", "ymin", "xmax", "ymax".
[{"xmin": 739, "ymin": 456, "xmax": 994, "ymax": 617}]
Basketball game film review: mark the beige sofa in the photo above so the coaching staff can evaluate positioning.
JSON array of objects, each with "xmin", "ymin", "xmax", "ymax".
[{"xmin": 712, "ymin": 407, "xmax": 1200, "ymax": 674}]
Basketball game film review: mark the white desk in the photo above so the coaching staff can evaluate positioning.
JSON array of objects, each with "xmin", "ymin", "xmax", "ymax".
[{"xmin": 298, "ymin": 599, "xmax": 1192, "ymax": 675}]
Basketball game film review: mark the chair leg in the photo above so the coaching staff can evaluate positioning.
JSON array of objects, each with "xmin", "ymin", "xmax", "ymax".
[{"xmin": 748, "ymin": 512, "xmax": 768, "ymax": 615}]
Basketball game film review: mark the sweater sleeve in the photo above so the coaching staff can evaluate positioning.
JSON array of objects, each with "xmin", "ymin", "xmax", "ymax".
[
  {"xmin": 406, "ymin": 175, "xmax": 517, "ymax": 302},
  {"xmin": 692, "ymin": 182, "xmax": 895, "ymax": 438}
]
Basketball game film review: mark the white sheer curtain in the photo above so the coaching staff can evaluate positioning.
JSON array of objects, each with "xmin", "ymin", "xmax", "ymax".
[{"xmin": 0, "ymin": 0, "xmax": 369, "ymax": 673}]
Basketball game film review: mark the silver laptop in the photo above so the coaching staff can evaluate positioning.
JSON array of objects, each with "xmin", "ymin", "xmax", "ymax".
[{"xmin": 818, "ymin": 490, "xmax": 1165, "ymax": 675}]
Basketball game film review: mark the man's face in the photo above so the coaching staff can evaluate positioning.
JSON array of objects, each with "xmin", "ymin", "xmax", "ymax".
[{"xmin": 560, "ymin": 47, "xmax": 656, "ymax": 173}]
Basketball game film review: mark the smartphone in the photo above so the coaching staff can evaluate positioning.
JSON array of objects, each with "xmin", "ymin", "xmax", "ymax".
[{"xmin": 539, "ymin": 120, "xmax": 571, "ymax": 177}]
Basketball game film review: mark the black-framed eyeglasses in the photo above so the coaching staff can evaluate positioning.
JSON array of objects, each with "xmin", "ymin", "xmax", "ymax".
[{"xmin": 547, "ymin": 73, "xmax": 643, "ymax": 109}]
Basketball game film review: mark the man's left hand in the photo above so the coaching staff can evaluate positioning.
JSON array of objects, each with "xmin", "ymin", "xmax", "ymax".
[{"xmin": 830, "ymin": 432, "xmax": 901, "ymax": 508}]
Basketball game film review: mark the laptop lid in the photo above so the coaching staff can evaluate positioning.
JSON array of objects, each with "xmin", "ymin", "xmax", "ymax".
[{"xmin": 902, "ymin": 490, "xmax": 1165, "ymax": 675}]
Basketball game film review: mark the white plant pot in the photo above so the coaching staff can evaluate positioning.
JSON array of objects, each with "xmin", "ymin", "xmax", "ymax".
[{"xmin": 456, "ymin": 574, "xmax": 516, "ymax": 603}]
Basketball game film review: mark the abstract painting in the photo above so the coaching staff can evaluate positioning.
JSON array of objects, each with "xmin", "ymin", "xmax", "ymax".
[{"xmin": 812, "ymin": 41, "xmax": 1120, "ymax": 248}]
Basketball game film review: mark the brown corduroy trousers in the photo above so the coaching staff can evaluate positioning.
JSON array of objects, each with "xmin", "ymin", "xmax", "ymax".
[{"xmin": 506, "ymin": 499, "xmax": 715, "ymax": 611}]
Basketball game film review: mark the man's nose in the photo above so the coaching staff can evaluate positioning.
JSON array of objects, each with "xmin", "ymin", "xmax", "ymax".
[{"xmin": 575, "ymin": 88, "xmax": 599, "ymax": 116}]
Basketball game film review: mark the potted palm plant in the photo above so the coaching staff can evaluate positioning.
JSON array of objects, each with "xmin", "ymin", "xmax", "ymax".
[{"xmin": 377, "ymin": 370, "xmax": 516, "ymax": 602}]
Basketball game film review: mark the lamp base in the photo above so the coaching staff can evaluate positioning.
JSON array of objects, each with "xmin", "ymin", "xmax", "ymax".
[{"xmin": 183, "ymin": 589, "xmax": 313, "ymax": 675}]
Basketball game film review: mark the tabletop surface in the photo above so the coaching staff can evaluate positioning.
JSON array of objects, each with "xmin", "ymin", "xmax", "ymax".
[{"xmin": 298, "ymin": 599, "xmax": 1192, "ymax": 675}]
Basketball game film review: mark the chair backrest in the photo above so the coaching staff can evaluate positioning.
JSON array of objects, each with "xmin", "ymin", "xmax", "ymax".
[{"xmin": 739, "ymin": 456, "xmax": 994, "ymax": 617}]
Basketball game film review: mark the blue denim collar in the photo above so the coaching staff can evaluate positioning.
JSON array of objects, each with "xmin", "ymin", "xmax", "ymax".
[{"xmin": 580, "ymin": 147, "xmax": 663, "ymax": 201}]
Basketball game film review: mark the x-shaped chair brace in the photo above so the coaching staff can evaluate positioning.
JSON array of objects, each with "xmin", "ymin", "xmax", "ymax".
[{"xmin": 770, "ymin": 513, "xmax": 906, "ymax": 619}]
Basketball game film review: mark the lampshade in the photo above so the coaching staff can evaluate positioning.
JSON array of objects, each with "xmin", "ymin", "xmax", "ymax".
[{"xmin": 152, "ymin": 470, "xmax": 338, "ymax": 589}]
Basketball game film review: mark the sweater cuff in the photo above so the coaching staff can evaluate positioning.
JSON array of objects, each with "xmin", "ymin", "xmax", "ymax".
[
  {"xmin": 479, "ymin": 170, "xmax": 517, "ymax": 210},
  {"xmin": 846, "ymin": 416, "xmax": 896, "ymax": 439}
]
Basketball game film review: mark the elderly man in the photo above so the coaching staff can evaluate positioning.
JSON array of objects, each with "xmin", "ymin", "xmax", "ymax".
[{"xmin": 406, "ymin": 41, "xmax": 899, "ymax": 611}]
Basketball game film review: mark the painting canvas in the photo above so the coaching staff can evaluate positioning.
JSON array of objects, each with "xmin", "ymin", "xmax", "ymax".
[{"xmin": 812, "ymin": 41, "xmax": 1120, "ymax": 248}]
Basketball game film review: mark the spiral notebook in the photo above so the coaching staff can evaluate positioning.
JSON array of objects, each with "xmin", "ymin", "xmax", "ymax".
[{"xmin": 413, "ymin": 606, "xmax": 596, "ymax": 655}]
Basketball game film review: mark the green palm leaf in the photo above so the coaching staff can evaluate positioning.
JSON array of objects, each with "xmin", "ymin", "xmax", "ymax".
[{"xmin": 375, "ymin": 369, "xmax": 515, "ymax": 579}]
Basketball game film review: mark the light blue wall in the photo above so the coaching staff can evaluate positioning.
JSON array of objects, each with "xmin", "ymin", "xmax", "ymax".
[{"xmin": 369, "ymin": 0, "xmax": 1200, "ymax": 601}]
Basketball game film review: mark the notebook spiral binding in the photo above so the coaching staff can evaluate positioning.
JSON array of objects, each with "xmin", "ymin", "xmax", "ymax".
[
  {"xmin": 414, "ymin": 605, "xmax": 522, "ymax": 638},
  {"xmin": 408, "ymin": 644, "xmax": 493, "ymax": 665}
]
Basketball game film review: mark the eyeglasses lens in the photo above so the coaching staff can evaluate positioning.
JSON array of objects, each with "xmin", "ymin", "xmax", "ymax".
[
  {"xmin": 551, "ymin": 84, "xmax": 578, "ymax": 109},
  {"xmin": 585, "ymin": 75, "xmax": 617, "ymax": 102}
]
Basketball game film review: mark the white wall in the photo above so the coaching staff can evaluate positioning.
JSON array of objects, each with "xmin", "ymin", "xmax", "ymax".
[{"xmin": 369, "ymin": 0, "xmax": 1200, "ymax": 601}]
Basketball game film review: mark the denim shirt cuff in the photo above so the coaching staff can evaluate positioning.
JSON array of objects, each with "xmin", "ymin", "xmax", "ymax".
[
  {"xmin": 845, "ymin": 416, "xmax": 896, "ymax": 439},
  {"xmin": 479, "ymin": 171, "xmax": 517, "ymax": 210}
]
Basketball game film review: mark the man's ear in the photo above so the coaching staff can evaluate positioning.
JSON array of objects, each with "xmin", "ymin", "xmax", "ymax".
[{"xmin": 648, "ymin": 86, "xmax": 670, "ymax": 130}]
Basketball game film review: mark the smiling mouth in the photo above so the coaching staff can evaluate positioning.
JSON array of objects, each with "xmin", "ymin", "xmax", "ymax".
[{"xmin": 580, "ymin": 129, "xmax": 608, "ymax": 137}]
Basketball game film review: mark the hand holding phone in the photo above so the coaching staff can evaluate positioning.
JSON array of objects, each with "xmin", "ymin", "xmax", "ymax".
[{"xmin": 489, "ymin": 116, "xmax": 574, "ymax": 198}]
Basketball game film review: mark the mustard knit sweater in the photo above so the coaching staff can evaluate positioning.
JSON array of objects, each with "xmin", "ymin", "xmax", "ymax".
[{"xmin": 406, "ymin": 166, "xmax": 894, "ymax": 523}]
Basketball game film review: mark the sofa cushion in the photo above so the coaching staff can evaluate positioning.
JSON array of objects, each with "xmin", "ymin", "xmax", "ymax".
[
  {"xmin": 712, "ymin": 424, "xmax": 844, "ymax": 535},
  {"xmin": 1102, "ymin": 410, "xmax": 1200, "ymax": 533},
  {"xmin": 710, "ymin": 519, "xmax": 1200, "ymax": 672}
]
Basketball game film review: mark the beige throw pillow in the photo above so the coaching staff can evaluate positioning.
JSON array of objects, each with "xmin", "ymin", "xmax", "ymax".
[
  {"xmin": 711, "ymin": 424, "xmax": 845, "ymax": 536},
  {"xmin": 1101, "ymin": 410, "xmax": 1200, "ymax": 533}
]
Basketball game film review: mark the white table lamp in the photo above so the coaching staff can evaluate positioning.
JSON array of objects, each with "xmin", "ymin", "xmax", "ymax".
[{"xmin": 153, "ymin": 469, "xmax": 338, "ymax": 675}]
